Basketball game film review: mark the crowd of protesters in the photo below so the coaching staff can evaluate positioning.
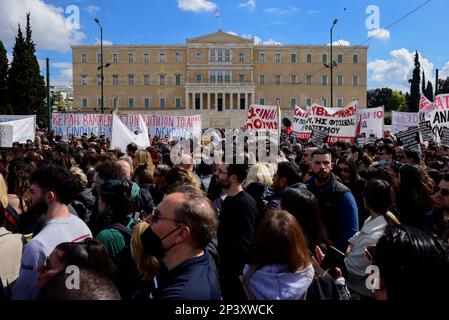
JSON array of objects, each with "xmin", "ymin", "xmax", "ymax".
[{"xmin": 1, "ymin": 127, "xmax": 449, "ymax": 301}]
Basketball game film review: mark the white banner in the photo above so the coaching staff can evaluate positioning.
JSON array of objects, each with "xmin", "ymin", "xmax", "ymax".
[
  {"xmin": 292, "ymin": 106, "xmax": 310, "ymax": 140},
  {"xmin": 245, "ymin": 104, "xmax": 280, "ymax": 132},
  {"xmin": 419, "ymin": 94, "xmax": 449, "ymax": 140},
  {"xmin": 111, "ymin": 114, "xmax": 150, "ymax": 151},
  {"xmin": 51, "ymin": 113, "xmax": 202, "ymax": 140},
  {"xmin": 356, "ymin": 107, "xmax": 384, "ymax": 138},
  {"xmin": 0, "ymin": 115, "xmax": 36, "ymax": 124},
  {"xmin": 0, "ymin": 116, "xmax": 36, "ymax": 147},
  {"xmin": 392, "ymin": 111, "xmax": 419, "ymax": 134}
]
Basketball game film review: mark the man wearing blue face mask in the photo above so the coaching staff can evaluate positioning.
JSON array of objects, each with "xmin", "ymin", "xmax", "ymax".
[{"xmin": 140, "ymin": 190, "xmax": 221, "ymax": 300}]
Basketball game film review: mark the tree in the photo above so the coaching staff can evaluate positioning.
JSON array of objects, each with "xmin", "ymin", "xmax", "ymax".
[
  {"xmin": 424, "ymin": 81, "xmax": 434, "ymax": 101},
  {"xmin": 387, "ymin": 91, "xmax": 406, "ymax": 111},
  {"xmin": 422, "ymin": 71, "xmax": 426, "ymax": 96},
  {"xmin": 438, "ymin": 77, "xmax": 449, "ymax": 94},
  {"xmin": 0, "ymin": 41, "xmax": 13, "ymax": 114},
  {"xmin": 367, "ymin": 88, "xmax": 393, "ymax": 110},
  {"xmin": 407, "ymin": 51, "xmax": 421, "ymax": 112},
  {"xmin": 7, "ymin": 13, "xmax": 47, "ymax": 126}
]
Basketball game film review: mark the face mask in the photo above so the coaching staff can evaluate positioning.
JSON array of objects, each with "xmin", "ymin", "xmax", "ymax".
[{"xmin": 140, "ymin": 225, "xmax": 183, "ymax": 259}]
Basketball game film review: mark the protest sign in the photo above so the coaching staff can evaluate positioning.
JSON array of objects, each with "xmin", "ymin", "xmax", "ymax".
[
  {"xmin": 51, "ymin": 113, "xmax": 202, "ymax": 140},
  {"xmin": 419, "ymin": 120, "xmax": 434, "ymax": 142},
  {"xmin": 0, "ymin": 116, "xmax": 36, "ymax": 147},
  {"xmin": 392, "ymin": 111, "xmax": 420, "ymax": 134},
  {"xmin": 245, "ymin": 104, "xmax": 280, "ymax": 133},
  {"xmin": 420, "ymin": 94, "xmax": 449, "ymax": 141},
  {"xmin": 356, "ymin": 107, "xmax": 384, "ymax": 138},
  {"xmin": 110, "ymin": 114, "xmax": 150, "ymax": 151},
  {"xmin": 0, "ymin": 114, "xmax": 36, "ymax": 124},
  {"xmin": 292, "ymin": 106, "xmax": 310, "ymax": 140},
  {"xmin": 440, "ymin": 127, "xmax": 449, "ymax": 147},
  {"xmin": 396, "ymin": 127, "xmax": 422, "ymax": 154},
  {"xmin": 309, "ymin": 128, "xmax": 329, "ymax": 148}
]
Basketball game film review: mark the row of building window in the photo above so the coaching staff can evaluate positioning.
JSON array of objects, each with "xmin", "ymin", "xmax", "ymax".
[
  {"xmin": 80, "ymin": 74, "xmax": 360, "ymax": 86},
  {"xmin": 81, "ymin": 52, "xmax": 359, "ymax": 64},
  {"xmin": 81, "ymin": 97, "xmax": 359, "ymax": 109}
]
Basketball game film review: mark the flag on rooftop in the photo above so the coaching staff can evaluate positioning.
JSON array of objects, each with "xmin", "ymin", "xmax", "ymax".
[{"xmin": 212, "ymin": 9, "xmax": 220, "ymax": 18}]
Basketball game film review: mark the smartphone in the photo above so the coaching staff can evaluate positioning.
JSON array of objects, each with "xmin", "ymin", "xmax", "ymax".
[
  {"xmin": 320, "ymin": 244, "xmax": 346, "ymax": 270},
  {"xmin": 365, "ymin": 245, "xmax": 376, "ymax": 261}
]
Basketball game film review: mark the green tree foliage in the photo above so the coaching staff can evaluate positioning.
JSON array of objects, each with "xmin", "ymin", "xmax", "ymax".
[
  {"xmin": 0, "ymin": 41, "xmax": 13, "ymax": 114},
  {"xmin": 367, "ymin": 88, "xmax": 393, "ymax": 110},
  {"xmin": 407, "ymin": 51, "xmax": 421, "ymax": 112}
]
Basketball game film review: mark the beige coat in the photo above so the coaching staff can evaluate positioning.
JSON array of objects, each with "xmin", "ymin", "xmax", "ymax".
[{"xmin": 0, "ymin": 227, "xmax": 23, "ymax": 288}]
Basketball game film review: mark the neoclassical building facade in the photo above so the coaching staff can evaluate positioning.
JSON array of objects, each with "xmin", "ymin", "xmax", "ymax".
[{"xmin": 72, "ymin": 30, "xmax": 367, "ymax": 126}]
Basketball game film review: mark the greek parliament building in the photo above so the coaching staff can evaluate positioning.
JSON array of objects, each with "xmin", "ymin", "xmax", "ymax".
[{"xmin": 72, "ymin": 30, "xmax": 367, "ymax": 128}]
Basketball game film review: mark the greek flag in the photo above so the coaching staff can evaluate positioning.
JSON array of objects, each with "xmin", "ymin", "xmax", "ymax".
[{"xmin": 212, "ymin": 9, "xmax": 220, "ymax": 17}]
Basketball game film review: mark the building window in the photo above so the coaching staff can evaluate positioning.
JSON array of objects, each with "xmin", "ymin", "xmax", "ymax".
[
  {"xmin": 353, "ymin": 54, "xmax": 358, "ymax": 64},
  {"xmin": 259, "ymin": 98, "xmax": 265, "ymax": 105},
  {"xmin": 176, "ymin": 52, "xmax": 181, "ymax": 63},
  {"xmin": 81, "ymin": 53, "xmax": 87, "ymax": 63},
  {"xmin": 275, "ymin": 75, "xmax": 281, "ymax": 85},
  {"xmin": 144, "ymin": 53, "xmax": 150, "ymax": 63},
  {"xmin": 80, "ymin": 75, "xmax": 88, "ymax": 85},
  {"xmin": 144, "ymin": 74, "xmax": 150, "ymax": 86},
  {"xmin": 144, "ymin": 97, "xmax": 150, "ymax": 108},
  {"xmin": 224, "ymin": 70, "xmax": 231, "ymax": 83},
  {"xmin": 128, "ymin": 53, "xmax": 134, "ymax": 63},
  {"xmin": 112, "ymin": 75, "xmax": 119, "ymax": 86},
  {"xmin": 96, "ymin": 75, "xmax": 101, "ymax": 85},
  {"xmin": 275, "ymin": 98, "xmax": 281, "ymax": 106},
  {"xmin": 352, "ymin": 75, "xmax": 359, "ymax": 86},
  {"xmin": 353, "ymin": 98, "xmax": 360, "ymax": 104},
  {"xmin": 291, "ymin": 75, "xmax": 298, "ymax": 85},
  {"xmin": 275, "ymin": 53, "xmax": 281, "ymax": 63},
  {"xmin": 290, "ymin": 97, "xmax": 297, "ymax": 108},
  {"xmin": 112, "ymin": 53, "xmax": 118, "ymax": 63},
  {"xmin": 217, "ymin": 49, "xmax": 223, "ymax": 62},
  {"xmin": 160, "ymin": 75, "xmax": 165, "ymax": 85},
  {"xmin": 239, "ymin": 52, "xmax": 244, "ymax": 62},
  {"xmin": 239, "ymin": 74, "xmax": 245, "ymax": 83},
  {"xmin": 337, "ymin": 75, "xmax": 343, "ymax": 86},
  {"xmin": 337, "ymin": 98, "xmax": 344, "ymax": 107},
  {"xmin": 195, "ymin": 52, "xmax": 202, "ymax": 63},
  {"xmin": 291, "ymin": 53, "xmax": 297, "ymax": 63},
  {"xmin": 306, "ymin": 53, "xmax": 312, "ymax": 63},
  {"xmin": 306, "ymin": 98, "xmax": 312, "ymax": 107},
  {"xmin": 128, "ymin": 98, "xmax": 134, "ymax": 107},
  {"xmin": 112, "ymin": 97, "xmax": 119, "ymax": 108},
  {"xmin": 322, "ymin": 53, "xmax": 328, "ymax": 64},
  {"xmin": 321, "ymin": 75, "xmax": 328, "ymax": 86},
  {"xmin": 175, "ymin": 74, "xmax": 181, "ymax": 86},
  {"xmin": 82, "ymin": 98, "xmax": 88, "ymax": 108},
  {"xmin": 196, "ymin": 74, "xmax": 203, "ymax": 83},
  {"xmin": 337, "ymin": 53, "xmax": 343, "ymax": 64},
  {"xmin": 225, "ymin": 49, "xmax": 230, "ymax": 62},
  {"xmin": 97, "ymin": 98, "xmax": 102, "ymax": 107},
  {"xmin": 175, "ymin": 98, "xmax": 181, "ymax": 108},
  {"xmin": 306, "ymin": 75, "xmax": 312, "ymax": 85},
  {"xmin": 259, "ymin": 75, "xmax": 265, "ymax": 85},
  {"xmin": 159, "ymin": 53, "xmax": 165, "ymax": 63},
  {"xmin": 160, "ymin": 98, "xmax": 165, "ymax": 108},
  {"xmin": 259, "ymin": 52, "xmax": 265, "ymax": 63},
  {"xmin": 321, "ymin": 97, "xmax": 328, "ymax": 107},
  {"xmin": 128, "ymin": 74, "xmax": 134, "ymax": 86},
  {"xmin": 210, "ymin": 49, "xmax": 215, "ymax": 62},
  {"xmin": 97, "ymin": 53, "xmax": 102, "ymax": 63}
]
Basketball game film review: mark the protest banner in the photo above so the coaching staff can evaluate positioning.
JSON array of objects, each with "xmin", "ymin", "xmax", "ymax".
[
  {"xmin": 419, "ymin": 94, "xmax": 449, "ymax": 141},
  {"xmin": 419, "ymin": 120, "xmax": 434, "ymax": 142},
  {"xmin": 309, "ymin": 128, "xmax": 328, "ymax": 148},
  {"xmin": 292, "ymin": 106, "xmax": 311, "ymax": 141},
  {"xmin": 440, "ymin": 127, "xmax": 449, "ymax": 147},
  {"xmin": 356, "ymin": 107, "xmax": 384, "ymax": 138},
  {"xmin": 0, "ymin": 116, "xmax": 36, "ymax": 147},
  {"xmin": 51, "ymin": 113, "xmax": 202, "ymax": 140},
  {"xmin": 306, "ymin": 102, "xmax": 357, "ymax": 144},
  {"xmin": 245, "ymin": 104, "xmax": 280, "ymax": 133},
  {"xmin": 0, "ymin": 115, "xmax": 36, "ymax": 124},
  {"xmin": 396, "ymin": 127, "xmax": 422, "ymax": 154},
  {"xmin": 391, "ymin": 111, "xmax": 419, "ymax": 134}
]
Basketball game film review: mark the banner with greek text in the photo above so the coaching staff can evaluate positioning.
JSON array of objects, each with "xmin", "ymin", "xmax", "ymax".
[
  {"xmin": 418, "ymin": 94, "xmax": 449, "ymax": 141},
  {"xmin": 356, "ymin": 107, "xmax": 384, "ymax": 138},
  {"xmin": 292, "ymin": 106, "xmax": 310, "ymax": 140},
  {"xmin": 51, "ymin": 113, "xmax": 202, "ymax": 140},
  {"xmin": 392, "ymin": 111, "xmax": 420, "ymax": 134},
  {"xmin": 245, "ymin": 104, "xmax": 280, "ymax": 133},
  {"xmin": 0, "ymin": 116, "xmax": 36, "ymax": 147}
]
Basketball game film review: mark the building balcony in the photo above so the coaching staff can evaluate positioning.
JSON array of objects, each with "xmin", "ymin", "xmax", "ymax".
[{"xmin": 185, "ymin": 81, "xmax": 256, "ymax": 87}]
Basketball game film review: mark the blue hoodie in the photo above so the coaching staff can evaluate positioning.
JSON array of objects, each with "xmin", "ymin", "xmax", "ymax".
[{"xmin": 243, "ymin": 263, "xmax": 314, "ymax": 300}]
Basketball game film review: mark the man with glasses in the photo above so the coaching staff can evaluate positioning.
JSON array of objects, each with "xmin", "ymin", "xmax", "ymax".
[
  {"xmin": 423, "ymin": 173, "xmax": 449, "ymax": 241},
  {"xmin": 215, "ymin": 163, "xmax": 258, "ymax": 300},
  {"xmin": 12, "ymin": 164, "xmax": 92, "ymax": 300},
  {"xmin": 141, "ymin": 190, "xmax": 221, "ymax": 300}
]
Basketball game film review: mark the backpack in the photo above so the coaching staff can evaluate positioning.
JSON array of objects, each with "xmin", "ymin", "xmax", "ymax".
[
  {"xmin": 305, "ymin": 264, "xmax": 351, "ymax": 301},
  {"xmin": 108, "ymin": 219, "xmax": 140, "ymax": 300},
  {"xmin": 2, "ymin": 205, "xmax": 20, "ymax": 233}
]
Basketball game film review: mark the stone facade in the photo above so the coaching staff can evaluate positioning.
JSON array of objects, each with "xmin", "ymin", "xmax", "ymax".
[{"xmin": 72, "ymin": 30, "xmax": 367, "ymax": 128}]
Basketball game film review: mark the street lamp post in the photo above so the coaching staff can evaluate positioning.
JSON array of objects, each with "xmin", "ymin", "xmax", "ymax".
[
  {"xmin": 95, "ymin": 18, "xmax": 105, "ymax": 114},
  {"xmin": 325, "ymin": 19, "xmax": 338, "ymax": 108}
]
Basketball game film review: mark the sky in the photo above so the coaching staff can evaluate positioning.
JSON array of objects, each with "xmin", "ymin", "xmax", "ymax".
[{"xmin": 0, "ymin": 0, "xmax": 448, "ymax": 93}]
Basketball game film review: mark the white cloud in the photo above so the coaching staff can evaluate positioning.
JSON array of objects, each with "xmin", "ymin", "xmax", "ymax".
[
  {"xmin": 0, "ymin": 0, "xmax": 86, "ymax": 53},
  {"xmin": 226, "ymin": 31, "xmax": 281, "ymax": 45},
  {"xmin": 367, "ymin": 28, "xmax": 390, "ymax": 41},
  {"xmin": 239, "ymin": 0, "xmax": 256, "ymax": 12},
  {"xmin": 263, "ymin": 7, "xmax": 300, "ymax": 15},
  {"xmin": 177, "ymin": 0, "xmax": 217, "ymax": 12},
  {"xmin": 86, "ymin": 5, "xmax": 100, "ymax": 15},
  {"xmin": 440, "ymin": 62, "xmax": 449, "ymax": 79},
  {"xmin": 368, "ymin": 48, "xmax": 435, "ymax": 93},
  {"xmin": 307, "ymin": 10, "xmax": 319, "ymax": 15},
  {"xmin": 328, "ymin": 39, "xmax": 351, "ymax": 46},
  {"xmin": 95, "ymin": 38, "xmax": 113, "ymax": 45}
]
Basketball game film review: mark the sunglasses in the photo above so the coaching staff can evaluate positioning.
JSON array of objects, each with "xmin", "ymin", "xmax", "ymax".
[
  {"xmin": 150, "ymin": 209, "xmax": 184, "ymax": 224},
  {"xmin": 437, "ymin": 187, "xmax": 449, "ymax": 197}
]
